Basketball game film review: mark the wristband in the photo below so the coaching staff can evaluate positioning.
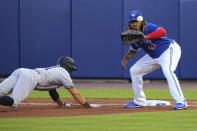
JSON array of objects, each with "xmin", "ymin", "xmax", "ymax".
[{"xmin": 83, "ymin": 101, "xmax": 90, "ymax": 107}]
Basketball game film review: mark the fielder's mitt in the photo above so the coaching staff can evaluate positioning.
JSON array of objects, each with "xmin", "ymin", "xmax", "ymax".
[{"xmin": 121, "ymin": 30, "xmax": 144, "ymax": 45}]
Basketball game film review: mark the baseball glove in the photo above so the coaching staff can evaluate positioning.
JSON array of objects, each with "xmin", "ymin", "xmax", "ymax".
[{"xmin": 121, "ymin": 30, "xmax": 144, "ymax": 45}]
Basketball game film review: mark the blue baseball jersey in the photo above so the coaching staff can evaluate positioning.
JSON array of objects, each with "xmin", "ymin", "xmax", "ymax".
[{"xmin": 130, "ymin": 22, "xmax": 173, "ymax": 58}]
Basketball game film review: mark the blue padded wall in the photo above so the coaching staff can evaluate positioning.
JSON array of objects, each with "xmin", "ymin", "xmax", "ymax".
[
  {"xmin": 72, "ymin": 0, "xmax": 123, "ymax": 78},
  {"xmin": 20, "ymin": 0, "xmax": 71, "ymax": 68},
  {"xmin": 0, "ymin": 0, "xmax": 19, "ymax": 76},
  {"xmin": 180, "ymin": 0, "xmax": 197, "ymax": 79},
  {"xmin": 122, "ymin": 0, "xmax": 180, "ymax": 79},
  {"xmin": 1, "ymin": 0, "xmax": 197, "ymax": 79}
]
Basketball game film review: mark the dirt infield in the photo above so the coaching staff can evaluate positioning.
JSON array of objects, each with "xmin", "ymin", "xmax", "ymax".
[
  {"xmin": 0, "ymin": 80, "xmax": 197, "ymax": 118},
  {"xmin": 0, "ymin": 99, "xmax": 197, "ymax": 118}
]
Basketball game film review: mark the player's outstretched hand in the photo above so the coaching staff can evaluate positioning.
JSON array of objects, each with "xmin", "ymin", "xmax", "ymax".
[
  {"xmin": 63, "ymin": 102, "xmax": 72, "ymax": 107},
  {"xmin": 83, "ymin": 102, "xmax": 101, "ymax": 108},
  {"xmin": 89, "ymin": 104, "xmax": 101, "ymax": 108}
]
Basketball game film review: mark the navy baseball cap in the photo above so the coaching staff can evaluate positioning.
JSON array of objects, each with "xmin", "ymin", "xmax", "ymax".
[{"xmin": 128, "ymin": 10, "xmax": 143, "ymax": 22}]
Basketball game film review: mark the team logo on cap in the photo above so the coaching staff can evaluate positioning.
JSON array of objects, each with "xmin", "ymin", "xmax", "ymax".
[{"xmin": 131, "ymin": 13, "xmax": 137, "ymax": 17}]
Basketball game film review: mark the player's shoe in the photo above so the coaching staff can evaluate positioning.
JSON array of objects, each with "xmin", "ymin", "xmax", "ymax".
[
  {"xmin": 124, "ymin": 102, "xmax": 143, "ymax": 108},
  {"xmin": 173, "ymin": 103, "xmax": 187, "ymax": 110}
]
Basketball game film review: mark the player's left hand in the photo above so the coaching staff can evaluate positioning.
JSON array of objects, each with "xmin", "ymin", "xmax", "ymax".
[
  {"xmin": 121, "ymin": 30, "xmax": 144, "ymax": 45},
  {"xmin": 63, "ymin": 102, "xmax": 72, "ymax": 107}
]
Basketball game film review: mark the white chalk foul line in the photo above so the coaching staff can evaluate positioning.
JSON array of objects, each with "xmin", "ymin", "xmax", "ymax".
[
  {"xmin": 20, "ymin": 102, "xmax": 197, "ymax": 107},
  {"xmin": 20, "ymin": 102, "xmax": 56, "ymax": 105},
  {"xmin": 20, "ymin": 103, "xmax": 123, "ymax": 106}
]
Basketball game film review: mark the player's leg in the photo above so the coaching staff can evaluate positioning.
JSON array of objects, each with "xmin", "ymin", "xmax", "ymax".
[
  {"xmin": 0, "ymin": 69, "xmax": 24, "ymax": 106},
  {"xmin": 0, "ymin": 69, "xmax": 22, "ymax": 96},
  {"xmin": 159, "ymin": 42, "xmax": 186, "ymax": 109},
  {"xmin": 10, "ymin": 69, "xmax": 39, "ymax": 107},
  {"xmin": 126, "ymin": 54, "xmax": 160, "ymax": 107}
]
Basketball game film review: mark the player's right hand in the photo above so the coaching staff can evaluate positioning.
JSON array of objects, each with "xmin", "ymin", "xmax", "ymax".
[
  {"xmin": 121, "ymin": 59, "xmax": 128, "ymax": 69},
  {"xmin": 89, "ymin": 104, "xmax": 101, "ymax": 108}
]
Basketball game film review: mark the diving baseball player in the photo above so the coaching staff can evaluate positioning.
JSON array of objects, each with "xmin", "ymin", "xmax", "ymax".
[
  {"xmin": 0, "ymin": 56, "xmax": 100, "ymax": 108},
  {"xmin": 121, "ymin": 10, "xmax": 187, "ymax": 110}
]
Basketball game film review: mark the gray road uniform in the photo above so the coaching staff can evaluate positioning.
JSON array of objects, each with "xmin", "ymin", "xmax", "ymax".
[{"xmin": 0, "ymin": 66, "xmax": 73, "ymax": 107}]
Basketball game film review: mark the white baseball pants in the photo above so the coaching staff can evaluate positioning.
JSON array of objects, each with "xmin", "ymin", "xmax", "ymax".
[
  {"xmin": 130, "ymin": 41, "xmax": 186, "ymax": 106},
  {"xmin": 0, "ymin": 68, "xmax": 41, "ymax": 107}
]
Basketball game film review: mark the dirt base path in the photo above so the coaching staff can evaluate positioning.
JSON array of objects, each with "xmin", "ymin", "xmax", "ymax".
[{"xmin": 0, "ymin": 99, "xmax": 197, "ymax": 118}]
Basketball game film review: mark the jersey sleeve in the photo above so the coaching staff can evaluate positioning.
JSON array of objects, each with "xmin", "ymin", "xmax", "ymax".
[
  {"xmin": 145, "ymin": 23, "xmax": 161, "ymax": 34},
  {"xmin": 62, "ymin": 77, "xmax": 74, "ymax": 89},
  {"xmin": 60, "ymin": 74, "xmax": 74, "ymax": 89},
  {"xmin": 146, "ymin": 27, "xmax": 166, "ymax": 39}
]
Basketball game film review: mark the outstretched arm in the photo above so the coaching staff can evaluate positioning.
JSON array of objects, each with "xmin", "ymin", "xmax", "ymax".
[
  {"xmin": 68, "ymin": 87, "xmax": 100, "ymax": 107},
  {"xmin": 68, "ymin": 87, "xmax": 87, "ymax": 105}
]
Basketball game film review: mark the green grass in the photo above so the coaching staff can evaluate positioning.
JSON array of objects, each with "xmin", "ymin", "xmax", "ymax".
[
  {"xmin": 1, "ymin": 88, "xmax": 197, "ymax": 131},
  {"xmin": 28, "ymin": 88, "xmax": 197, "ymax": 100},
  {"xmin": 0, "ymin": 110, "xmax": 197, "ymax": 131}
]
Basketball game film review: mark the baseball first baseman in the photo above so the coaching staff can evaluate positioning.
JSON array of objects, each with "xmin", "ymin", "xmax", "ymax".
[
  {"xmin": 121, "ymin": 10, "xmax": 187, "ymax": 110},
  {"xmin": 0, "ymin": 56, "xmax": 100, "ymax": 108}
]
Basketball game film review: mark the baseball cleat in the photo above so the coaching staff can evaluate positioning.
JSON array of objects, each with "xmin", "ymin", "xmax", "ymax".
[
  {"xmin": 124, "ymin": 102, "xmax": 143, "ymax": 108},
  {"xmin": 173, "ymin": 103, "xmax": 187, "ymax": 110}
]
